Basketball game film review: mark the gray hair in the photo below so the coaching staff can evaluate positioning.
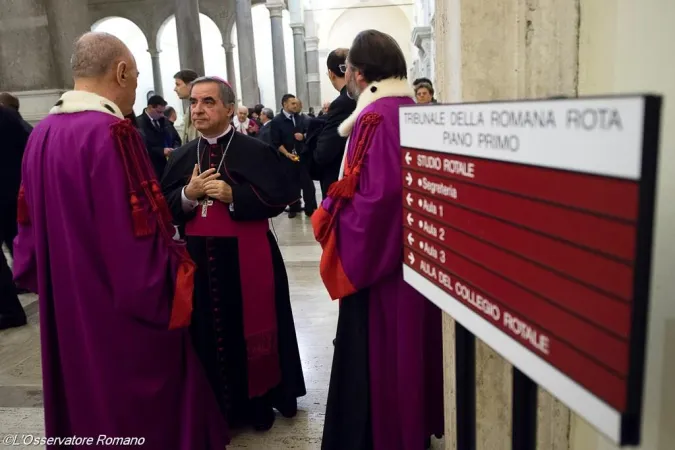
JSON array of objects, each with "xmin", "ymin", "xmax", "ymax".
[
  {"xmin": 189, "ymin": 76, "xmax": 236, "ymax": 105},
  {"xmin": 261, "ymin": 108, "xmax": 275, "ymax": 120},
  {"xmin": 71, "ymin": 32, "xmax": 128, "ymax": 78}
]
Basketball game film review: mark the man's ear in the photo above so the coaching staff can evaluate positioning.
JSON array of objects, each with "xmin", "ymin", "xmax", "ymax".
[{"xmin": 116, "ymin": 61, "xmax": 128, "ymax": 86}]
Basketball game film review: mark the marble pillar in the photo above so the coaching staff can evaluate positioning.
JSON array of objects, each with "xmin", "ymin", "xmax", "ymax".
[
  {"xmin": 144, "ymin": 49, "xmax": 161, "ymax": 97},
  {"xmin": 45, "ymin": 0, "xmax": 90, "ymax": 89},
  {"xmin": 174, "ymin": 0, "xmax": 205, "ymax": 76},
  {"xmin": 266, "ymin": 0, "xmax": 288, "ymax": 109},
  {"xmin": 288, "ymin": 0, "xmax": 309, "ymax": 109},
  {"xmin": 305, "ymin": 36, "xmax": 321, "ymax": 110},
  {"xmin": 235, "ymin": 0, "xmax": 261, "ymax": 106},
  {"xmin": 223, "ymin": 43, "xmax": 238, "ymax": 102},
  {"xmin": 290, "ymin": 24, "xmax": 309, "ymax": 109},
  {"xmin": 434, "ymin": 0, "xmax": 578, "ymax": 449},
  {"xmin": 0, "ymin": 0, "xmax": 57, "ymax": 91}
]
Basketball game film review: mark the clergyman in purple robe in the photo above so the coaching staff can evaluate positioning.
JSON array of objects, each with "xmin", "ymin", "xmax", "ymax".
[
  {"xmin": 12, "ymin": 32, "xmax": 229, "ymax": 449},
  {"xmin": 312, "ymin": 30, "xmax": 445, "ymax": 450}
]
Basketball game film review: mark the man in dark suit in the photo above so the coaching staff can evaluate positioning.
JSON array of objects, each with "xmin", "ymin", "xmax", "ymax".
[
  {"xmin": 136, "ymin": 95, "xmax": 182, "ymax": 179},
  {"xmin": 257, "ymin": 107, "xmax": 274, "ymax": 145},
  {"xmin": 313, "ymin": 48, "xmax": 357, "ymax": 198},
  {"xmin": 0, "ymin": 106, "xmax": 28, "ymax": 330},
  {"xmin": 270, "ymin": 94, "xmax": 317, "ymax": 218}
]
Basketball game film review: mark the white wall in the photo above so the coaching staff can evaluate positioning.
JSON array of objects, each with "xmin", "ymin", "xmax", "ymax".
[{"xmin": 575, "ymin": 1, "xmax": 675, "ymax": 447}]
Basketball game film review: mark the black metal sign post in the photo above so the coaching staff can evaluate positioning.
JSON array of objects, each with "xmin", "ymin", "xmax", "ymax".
[
  {"xmin": 512, "ymin": 368, "xmax": 538, "ymax": 450},
  {"xmin": 455, "ymin": 323, "xmax": 476, "ymax": 450}
]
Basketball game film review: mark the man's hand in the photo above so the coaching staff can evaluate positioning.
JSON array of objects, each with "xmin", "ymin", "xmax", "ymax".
[
  {"xmin": 294, "ymin": 132, "xmax": 304, "ymax": 141},
  {"xmin": 204, "ymin": 180, "xmax": 233, "ymax": 203},
  {"xmin": 164, "ymin": 147, "xmax": 173, "ymax": 157},
  {"xmin": 184, "ymin": 165, "xmax": 220, "ymax": 200}
]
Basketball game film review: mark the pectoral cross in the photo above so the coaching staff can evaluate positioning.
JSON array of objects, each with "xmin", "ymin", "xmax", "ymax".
[{"xmin": 201, "ymin": 199, "xmax": 214, "ymax": 217}]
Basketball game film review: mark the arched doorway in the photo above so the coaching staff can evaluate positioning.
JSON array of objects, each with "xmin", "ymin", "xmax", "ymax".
[
  {"xmin": 157, "ymin": 14, "xmax": 227, "ymax": 123},
  {"xmin": 231, "ymin": 5, "xmax": 296, "ymax": 110},
  {"xmin": 91, "ymin": 17, "xmax": 153, "ymax": 115},
  {"xmin": 323, "ymin": 3, "xmax": 413, "ymax": 102}
]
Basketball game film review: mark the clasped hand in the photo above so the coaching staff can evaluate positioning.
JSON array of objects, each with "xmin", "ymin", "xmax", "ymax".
[{"xmin": 185, "ymin": 165, "xmax": 233, "ymax": 203}]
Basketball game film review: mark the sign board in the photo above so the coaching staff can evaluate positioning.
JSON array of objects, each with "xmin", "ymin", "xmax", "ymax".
[{"xmin": 400, "ymin": 96, "xmax": 661, "ymax": 446}]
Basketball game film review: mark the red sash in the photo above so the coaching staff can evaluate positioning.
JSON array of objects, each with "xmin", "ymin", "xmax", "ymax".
[{"xmin": 186, "ymin": 200, "xmax": 280, "ymax": 398}]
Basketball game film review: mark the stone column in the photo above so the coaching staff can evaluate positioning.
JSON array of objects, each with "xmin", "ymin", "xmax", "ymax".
[
  {"xmin": 45, "ymin": 0, "xmax": 90, "ymax": 89},
  {"xmin": 303, "ymin": 8, "xmax": 321, "ymax": 110},
  {"xmin": 148, "ymin": 49, "xmax": 163, "ymax": 97},
  {"xmin": 235, "ymin": 0, "xmax": 261, "ymax": 106},
  {"xmin": 434, "ymin": 1, "xmax": 579, "ymax": 449},
  {"xmin": 0, "ymin": 0, "xmax": 57, "ymax": 91},
  {"xmin": 305, "ymin": 36, "xmax": 321, "ymax": 110},
  {"xmin": 266, "ymin": 0, "xmax": 289, "ymax": 108},
  {"xmin": 288, "ymin": 0, "xmax": 309, "ymax": 108},
  {"xmin": 290, "ymin": 24, "xmax": 309, "ymax": 108},
  {"xmin": 175, "ymin": 0, "xmax": 205, "ymax": 76},
  {"xmin": 223, "ymin": 43, "xmax": 238, "ymax": 101}
]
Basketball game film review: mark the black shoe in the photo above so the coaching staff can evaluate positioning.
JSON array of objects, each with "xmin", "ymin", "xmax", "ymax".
[
  {"xmin": 288, "ymin": 211, "xmax": 297, "ymax": 218},
  {"xmin": 251, "ymin": 404, "xmax": 275, "ymax": 432},
  {"xmin": 0, "ymin": 314, "xmax": 27, "ymax": 331},
  {"xmin": 304, "ymin": 210, "xmax": 315, "ymax": 217},
  {"xmin": 274, "ymin": 397, "xmax": 298, "ymax": 418}
]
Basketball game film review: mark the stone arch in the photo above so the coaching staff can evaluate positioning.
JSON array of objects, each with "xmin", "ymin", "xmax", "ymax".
[{"xmin": 321, "ymin": 0, "xmax": 413, "ymax": 100}]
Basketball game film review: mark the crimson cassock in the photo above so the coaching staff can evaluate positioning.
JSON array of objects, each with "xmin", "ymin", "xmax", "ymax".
[{"xmin": 161, "ymin": 127, "xmax": 306, "ymax": 430}]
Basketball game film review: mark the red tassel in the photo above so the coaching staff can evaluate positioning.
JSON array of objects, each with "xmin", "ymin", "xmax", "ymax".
[
  {"xmin": 327, "ymin": 172, "xmax": 359, "ymax": 199},
  {"xmin": 17, "ymin": 185, "xmax": 30, "ymax": 225},
  {"xmin": 129, "ymin": 193, "xmax": 153, "ymax": 237}
]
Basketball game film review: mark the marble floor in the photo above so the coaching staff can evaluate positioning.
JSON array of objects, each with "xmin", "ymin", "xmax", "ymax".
[{"xmin": 0, "ymin": 207, "xmax": 443, "ymax": 449}]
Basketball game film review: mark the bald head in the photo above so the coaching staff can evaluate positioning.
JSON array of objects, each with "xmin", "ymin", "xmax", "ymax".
[
  {"xmin": 71, "ymin": 32, "xmax": 132, "ymax": 79},
  {"xmin": 70, "ymin": 32, "xmax": 139, "ymax": 115}
]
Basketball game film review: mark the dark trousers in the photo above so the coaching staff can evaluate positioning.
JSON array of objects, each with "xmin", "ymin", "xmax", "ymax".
[
  {"xmin": 0, "ymin": 206, "xmax": 25, "ymax": 320},
  {"xmin": 290, "ymin": 157, "xmax": 317, "ymax": 213}
]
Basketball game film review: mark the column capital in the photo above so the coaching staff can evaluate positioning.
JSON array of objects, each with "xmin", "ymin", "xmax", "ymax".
[
  {"xmin": 305, "ymin": 36, "xmax": 319, "ymax": 51},
  {"xmin": 222, "ymin": 43, "xmax": 235, "ymax": 52},
  {"xmin": 290, "ymin": 22, "xmax": 305, "ymax": 35},
  {"xmin": 411, "ymin": 25, "xmax": 433, "ymax": 49},
  {"xmin": 147, "ymin": 48, "xmax": 161, "ymax": 57},
  {"xmin": 266, "ymin": 0, "xmax": 285, "ymax": 17}
]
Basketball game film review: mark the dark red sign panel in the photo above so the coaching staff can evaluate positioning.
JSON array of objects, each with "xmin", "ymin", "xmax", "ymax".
[{"xmin": 400, "ymin": 97, "xmax": 661, "ymax": 445}]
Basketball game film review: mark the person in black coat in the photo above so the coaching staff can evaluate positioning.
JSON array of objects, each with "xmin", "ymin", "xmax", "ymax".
[
  {"xmin": 0, "ymin": 106, "xmax": 28, "ymax": 330},
  {"xmin": 257, "ymin": 108, "xmax": 275, "ymax": 145},
  {"xmin": 136, "ymin": 95, "xmax": 182, "ymax": 179},
  {"xmin": 270, "ymin": 94, "xmax": 317, "ymax": 217},
  {"xmin": 313, "ymin": 48, "xmax": 357, "ymax": 198}
]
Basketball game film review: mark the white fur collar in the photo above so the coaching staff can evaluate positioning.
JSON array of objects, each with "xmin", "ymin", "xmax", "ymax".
[
  {"xmin": 50, "ymin": 90, "xmax": 124, "ymax": 119},
  {"xmin": 338, "ymin": 77, "xmax": 414, "ymax": 137}
]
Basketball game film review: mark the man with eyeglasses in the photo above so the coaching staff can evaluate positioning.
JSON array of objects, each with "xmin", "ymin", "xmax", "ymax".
[{"xmin": 313, "ymin": 48, "xmax": 357, "ymax": 198}]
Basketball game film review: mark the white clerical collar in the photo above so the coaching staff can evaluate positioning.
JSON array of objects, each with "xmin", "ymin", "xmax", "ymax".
[{"xmin": 204, "ymin": 125, "xmax": 233, "ymax": 144}]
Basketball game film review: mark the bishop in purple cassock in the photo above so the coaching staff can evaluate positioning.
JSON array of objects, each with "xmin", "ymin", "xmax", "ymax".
[
  {"xmin": 12, "ymin": 33, "xmax": 229, "ymax": 449},
  {"xmin": 312, "ymin": 30, "xmax": 445, "ymax": 450}
]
